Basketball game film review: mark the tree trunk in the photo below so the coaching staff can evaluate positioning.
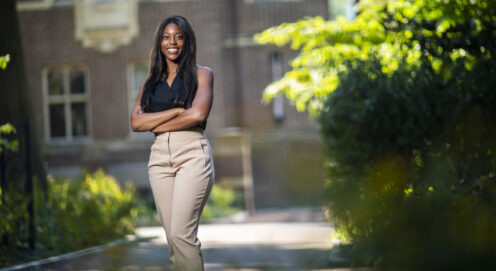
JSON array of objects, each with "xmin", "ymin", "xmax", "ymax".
[{"xmin": 0, "ymin": 0, "xmax": 47, "ymax": 192}]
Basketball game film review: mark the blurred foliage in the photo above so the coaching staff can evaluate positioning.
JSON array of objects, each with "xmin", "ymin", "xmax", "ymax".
[
  {"xmin": 0, "ymin": 122, "xmax": 19, "ymax": 153},
  {"xmin": 0, "ymin": 185, "xmax": 30, "ymax": 266},
  {"xmin": 0, "ymin": 122, "xmax": 26, "ymax": 265},
  {"xmin": 201, "ymin": 185, "xmax": 242, "ymax": 223},
  {"xmin": 133, "ymin": 194, "xmax": 162, "ymax": 227},
  {"xmin": 255, "ymin": 0, "xmax": 495, "ymax": 115},
  {"xmin": 0, "ymin": 168, "xmax": 137, "ymax": 267},
  {"xmin": 36, "ymin": 168, "xmax": 137, "ymax": 252},
  {"xmin": 0, "ymin": 55, "xmax": 17, "ymax": 153},
  {"xmin": 322, "ymin": 57, "xmax": 496, "ymax": 269},
  {"xmin": 256, "ymin": 0, "xmax": 496, "ymax": 269},
  {"xmin": 134, "ymin": 185, "xmax": 242, "ymax": 226},
  {"xmin": 0, "ymin": 54, "xmax": 9, "ymax": 70}
]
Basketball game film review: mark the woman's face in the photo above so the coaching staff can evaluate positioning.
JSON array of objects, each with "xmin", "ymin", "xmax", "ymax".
[{"xmin": 161, "ymin": 23, "xmax": 184, "ymax": 64}]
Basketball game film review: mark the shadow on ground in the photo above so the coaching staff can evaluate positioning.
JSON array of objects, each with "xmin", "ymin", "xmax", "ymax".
[{"xmin": 14, "ymin": 208, "xmax": 352, "ymax": 271}]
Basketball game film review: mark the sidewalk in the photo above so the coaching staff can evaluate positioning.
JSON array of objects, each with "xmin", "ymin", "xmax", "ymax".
[
  {"xmin": 7, "ymin": 207, "xmax": 362, "ymax": 271},
  {"xmin": 137, "ymin": 222, "xmax": 333, "ymax": 270}
]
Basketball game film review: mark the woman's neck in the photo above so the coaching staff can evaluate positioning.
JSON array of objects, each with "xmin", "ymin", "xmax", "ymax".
[{"xmin": 166, "ymin": 60, "xmax": 179, "ymax": 77}]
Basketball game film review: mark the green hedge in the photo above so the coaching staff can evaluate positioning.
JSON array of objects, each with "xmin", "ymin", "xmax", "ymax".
[
  {"xmin": 134, "ymin": 184, "xmax": 242, "ymax": 226},
  {"xmin": 201, "ymin": 185, "xmax": 242, "ymax": 222},
  {"xmin": 319, "ymin": 56, "xmax": 496, "ymax": 269},
  {"xmin": 0, "ymin": 168, "xmax": 137, "ymax": 267},
  {"xmin": 36, "ymin": 168, "xmax": 137, "ymax": 252},
  {"xmin": 255, "ymin": 0, "xmax": 496, "ymax": 269},
  {"xmin": 0, "ymin": 185, "xmax": 30, "ymax": 265}
]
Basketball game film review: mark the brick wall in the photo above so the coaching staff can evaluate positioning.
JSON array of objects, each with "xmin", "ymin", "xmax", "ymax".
[{"xmin": 18, "ymin": 0, "xmax": 328, "ymax": 208}]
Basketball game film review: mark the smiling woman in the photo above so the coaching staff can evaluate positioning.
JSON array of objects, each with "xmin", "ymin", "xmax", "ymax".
[{"xmin": 129, "ymin": 15, "xmax": 214, "ymax": 271}]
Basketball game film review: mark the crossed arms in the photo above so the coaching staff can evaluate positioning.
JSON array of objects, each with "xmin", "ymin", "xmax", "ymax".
[{"xmin": 130, "ymin": 66, "xmax": 214, "ymax": 133}]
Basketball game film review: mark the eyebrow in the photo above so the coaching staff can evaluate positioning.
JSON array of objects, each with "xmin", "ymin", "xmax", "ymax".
[{"xmin": 163, "ymin": 32, "xmax": 183, "ymax": 36}]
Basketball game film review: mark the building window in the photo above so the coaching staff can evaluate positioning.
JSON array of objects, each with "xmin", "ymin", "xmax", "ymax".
[
  {"xmin": 16, "ymin": 0, "xmax": 53, "ymax": 11},
  {"xmin": 270, "ymin": 52, "xmax": 284, "ymax": 123},
  {"xmin": 127, "ymin": 62, "xmax": 153, "ymax": 140},
  {"xmin": 43, "ymin": 66, "xmax": 90, "ymax": 142},
  {"xmin": 17, "ymin": 0, "xmax": 45, "ymax": 2}
]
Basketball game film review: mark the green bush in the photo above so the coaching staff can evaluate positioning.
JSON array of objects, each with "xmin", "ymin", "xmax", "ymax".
[
  {"xmin": 134, "ymin": 185, "xmax": 242, "ymax": 225},
  {"xmin": 0, "ymin": 185, "xmax": 30, "ymax": 265},
  {"xmin": 201, "ymin": 185, "xmax": 242, "ymax": 222},
  {"xmin": 319, "ymin": 56, "xmax": 496, "ymax": 269},
  {"xmin": 0, "ymin": 123, "xmax": 28, "ymax": 266},
  {"xmin": 35, "ymin": 168, "xmax": 137, "ymax": 253},
  {"xmin": 256, "ymin": 0, "xmax": 496, "ymax": 269},
  {"xmin": 133, "ymin": 194, "xmax": 161, "ymax": 227},
  {"xmin": 0, "ymin": 168, "xmax": 137, "ymax": 267}
]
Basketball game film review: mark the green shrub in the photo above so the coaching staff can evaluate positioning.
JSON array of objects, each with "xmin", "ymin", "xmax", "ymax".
[
  {"xmin": 133, "ymin": 185, "xmax": 242, "ymax": 225},
  {"xmin": 0, "ymin": 168, "xmax": 137, "ymax": 267},
  {"xmin": 35, "ymin": 168, "xmax": 137, "ymax": 253},
  {"xmin": 201, "ymin": 185, "xmax": 242, "ymax": 222},
  {"xmin": 255, "ymin": 0, "xmax": 496, "ymax": 269},
  {"xmin": 0, "ymin": 122, "xmax": 28, "ymax": 266},
  {"xmin": 319, "ymin": 56, "xmax": 496, "ymax": 269},
  {"xmin": 0, "ymin": 185, "xmax": 30, "ymax": 265},
  {"xmin": 133, "ymin": 194, "xmax": 161, "ymax": 227}
]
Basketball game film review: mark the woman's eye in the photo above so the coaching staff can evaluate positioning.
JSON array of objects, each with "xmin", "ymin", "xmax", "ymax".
[{"xmin": 177, "ymin": 35, "xmax": 184, "ymax": 40}]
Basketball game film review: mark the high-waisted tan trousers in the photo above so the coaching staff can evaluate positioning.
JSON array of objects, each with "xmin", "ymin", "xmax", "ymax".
[{"xmin": 148, "ymin": 127, "xmax": 214, "ymax": 271}]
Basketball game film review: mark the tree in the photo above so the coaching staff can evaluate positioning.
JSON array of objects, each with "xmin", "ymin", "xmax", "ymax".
[
  {"xmin": 0, "ymin": 0, "xmax": 48, "ymax": 253},
  {"xmin": 255, "ymin": 0, "xmax": 495, "ymax": 114},
  {"xmin": 0, "ymin": 0, "xmax": 47, "ymax": 191},
  {"xmin": 256, "ymin": 0, "xmax": 496, "ymax": 269}
]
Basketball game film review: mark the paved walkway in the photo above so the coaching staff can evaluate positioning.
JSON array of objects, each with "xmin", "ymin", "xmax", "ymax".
[{"xmin": 16, "ymin": 208, "xmax": 366, "ymax": 271}]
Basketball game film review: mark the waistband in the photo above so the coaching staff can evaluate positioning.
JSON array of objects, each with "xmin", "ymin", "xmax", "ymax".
[{"xmin": 153, "ymin": 126, "xmax": 205, "ymax": 138}]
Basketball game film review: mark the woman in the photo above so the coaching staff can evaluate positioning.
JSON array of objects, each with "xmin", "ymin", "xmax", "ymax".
[{"xmin": 130, "ymin": 15, "xmax": 214, "ymax": 271}]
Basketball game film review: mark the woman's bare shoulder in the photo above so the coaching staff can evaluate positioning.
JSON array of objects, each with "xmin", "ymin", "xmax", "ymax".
[{"xmin": 196, "ymin": 65, "xmax": 213, "ymax": 78}]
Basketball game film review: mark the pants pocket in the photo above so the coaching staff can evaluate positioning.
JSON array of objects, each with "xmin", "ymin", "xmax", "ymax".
[{"xmin": 198, "ymin": 139, "xmax": 211, "ymax": 168}]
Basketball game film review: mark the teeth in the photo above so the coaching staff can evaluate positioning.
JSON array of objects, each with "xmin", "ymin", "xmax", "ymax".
[{"xmin": 168, "ymin": 48, "xmax": 178, "ymax": 53}]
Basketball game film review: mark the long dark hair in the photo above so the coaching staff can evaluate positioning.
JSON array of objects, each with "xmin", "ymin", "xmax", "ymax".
[{"xmin": 140, "ymin": 15, "xmax": 198, "ymax": 112}]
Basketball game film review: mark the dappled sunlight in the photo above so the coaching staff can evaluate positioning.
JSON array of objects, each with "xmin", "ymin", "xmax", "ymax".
[
  {"xmin": 256, "ymin": 0, "xmax": 496, "ymax": 269},
  {"xmin": 198, "ymin": 223, "xmax": 333, "ymax": 249},
  {"xmin": 2, "ymin": 0, "xmax": 495, "ymax": 270},
  {"xmin": 255, "ymin": 0, "xmax": 494, "ymax": 114}
]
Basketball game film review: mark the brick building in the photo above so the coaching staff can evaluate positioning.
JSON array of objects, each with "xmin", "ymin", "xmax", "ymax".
[{"xmin": 17, "ymin": 0, "xmax": 329, "ymax": 209}]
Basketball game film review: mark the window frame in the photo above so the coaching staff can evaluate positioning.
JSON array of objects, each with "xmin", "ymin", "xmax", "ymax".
[
  {"xmin": 16, "ymin": 0, "xmax": 53, "ymax": 11},
  {"xmin": 42, "ymin": 64, "xmax": 92, "ymax": 143},
  {"xmin": 270, "ymin": 51, "xmax": 285, "ymax": 122},
  {"xmin": 127, "ymin": 61, "xmax": 153, "ymax": 141}
]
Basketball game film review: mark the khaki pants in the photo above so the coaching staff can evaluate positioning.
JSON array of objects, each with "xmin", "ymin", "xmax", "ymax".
[{"xmin": 148, "ymin": 127, "xmax": 214, "ymax": 271}]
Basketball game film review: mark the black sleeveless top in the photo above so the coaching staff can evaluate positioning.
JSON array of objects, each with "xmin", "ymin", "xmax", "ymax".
[
  {"xmin": 146, "ymin": 75, "xmax": 206, "ymax": 130},
  {"xmin": 148, "ymin": 75, "xmax": 185, "ymax": 112}
]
